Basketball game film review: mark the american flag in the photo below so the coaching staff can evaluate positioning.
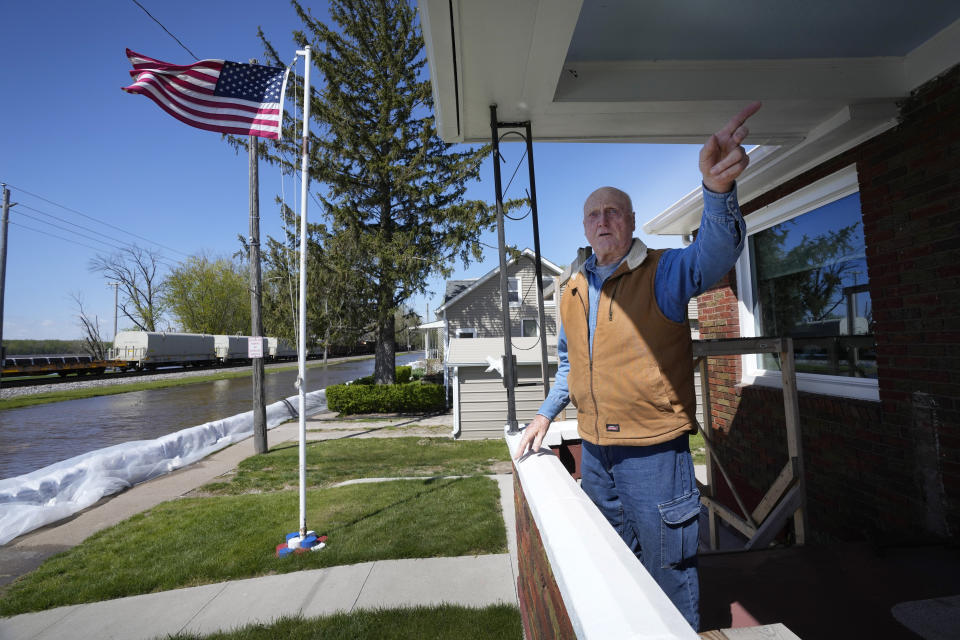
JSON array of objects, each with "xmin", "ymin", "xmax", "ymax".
[{"xmin": 122, "ymin": 49, "xmax": 288, "ymax": 139}]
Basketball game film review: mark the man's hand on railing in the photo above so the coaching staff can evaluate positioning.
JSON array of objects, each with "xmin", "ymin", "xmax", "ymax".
[{"xmin": 513, "ymin": 413, "xmax": 552, "ymax": 460}]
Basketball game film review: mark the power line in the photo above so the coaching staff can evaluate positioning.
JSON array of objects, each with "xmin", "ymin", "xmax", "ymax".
[
  {"xmin": 3, "ymin": 183, "xmax": 191, "ymax": 257},
  {"xmin": 130, "ymin": 0, "xmax": 199, "ymax": 60},
  {"xmin": 10, "ymin": 209, "xmax": 184, "ymax": 272},
  {"xmin": 10, "ymin": 220, "xmax": 117, "ymax": 254},
  {"xmin": 12, "ymin": 210, "xmax": 130, "ymax": 252},
  {"xmin": 16, "ymin": 204, "xmax": 133, "ymax": 250}
]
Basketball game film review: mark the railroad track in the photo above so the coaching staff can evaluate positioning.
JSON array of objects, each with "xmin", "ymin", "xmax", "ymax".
[{"xmin": 0, "ymin": 363, "xmax": 241, "ymax": 389}]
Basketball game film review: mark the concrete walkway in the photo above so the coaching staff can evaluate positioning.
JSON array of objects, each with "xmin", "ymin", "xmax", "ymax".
[
  {"xmin": 0, "ymin": 414, "xmax": 519, "ymax": 640},
  {"xmin": 1, "ymin": 555, "xmax": 517, "ymax": 640}
]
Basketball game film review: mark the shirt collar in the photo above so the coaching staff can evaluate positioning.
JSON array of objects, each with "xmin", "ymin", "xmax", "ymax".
[{"xmin": 583, "ymin": 238, "xmax": 649, "ymax": 276}]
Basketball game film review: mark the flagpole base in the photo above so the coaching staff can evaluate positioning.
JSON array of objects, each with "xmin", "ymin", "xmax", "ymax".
[{"xmin": 275, "ymin": 531, "xmax": 327, "ymax": 557}]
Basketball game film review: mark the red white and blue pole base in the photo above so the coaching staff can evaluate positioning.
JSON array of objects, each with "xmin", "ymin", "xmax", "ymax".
[{"xmin": 276, "ymin": 531, "xmax": 327, "ymax": 557}]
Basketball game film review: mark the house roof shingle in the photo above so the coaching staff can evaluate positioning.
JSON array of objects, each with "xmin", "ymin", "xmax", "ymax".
[{"xmin": 444, "ymin": 279, "xmax": 476, "ymax": 303}]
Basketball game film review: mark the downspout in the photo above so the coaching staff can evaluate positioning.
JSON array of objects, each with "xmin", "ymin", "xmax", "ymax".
[
  {"xmin": 443, "ymin": 310, "xmax": 450, "ymax": 402},
  {"xmin": 451, "ymin": 366, "xmax": 460, "ymax": 438}
]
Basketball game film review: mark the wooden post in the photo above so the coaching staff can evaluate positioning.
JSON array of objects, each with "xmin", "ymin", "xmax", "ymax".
[
  {"xmin": 248, "ymin": 130, "xmax": 267, "ymax": 455},
  {"xmin": 693, "ymin": 337, "xmax": 809, "ymax": 550},
  {"xmin": 780, "ymin": 338, "xmax": 807, "ymax": 544},
  {"xmin": 0, "ymin": 185, "xmax": 10, "ymax": 388},
  {"xmin": 698, "ymin": 355, "xmax": 719, "ymax": 550},
  {"xmin": 323, "ymin": 299, "xmax": 329, "ymax": 365}
]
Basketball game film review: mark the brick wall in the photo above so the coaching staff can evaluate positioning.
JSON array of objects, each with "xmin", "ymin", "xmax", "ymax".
[
  {"xmin": 701, "ymin": 64, "xmax": 960, "ymax": 542},
  {"xmin": 513, "ymin": 473, "xmax": 577, "ymax": 639}
]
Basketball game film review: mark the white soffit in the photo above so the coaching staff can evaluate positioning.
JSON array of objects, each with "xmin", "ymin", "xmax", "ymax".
[{"xmin": 418, "ymin": 1, "xmax": 960, "ymax": 145}]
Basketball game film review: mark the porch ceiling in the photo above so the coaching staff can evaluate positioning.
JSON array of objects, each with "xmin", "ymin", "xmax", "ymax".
[{"xmin": 419, "ymin": 0, "xmax": 960, "ymax": 146}]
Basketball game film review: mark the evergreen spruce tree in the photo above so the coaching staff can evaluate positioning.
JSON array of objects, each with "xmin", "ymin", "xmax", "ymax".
[{"xmin": 260, "ymin": 0, "xmax": 497, "ymax": 384}]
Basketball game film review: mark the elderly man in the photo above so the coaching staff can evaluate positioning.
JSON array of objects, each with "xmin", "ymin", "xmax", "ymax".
[{"xmin": 514, "ymin": 102, "xmax": 762, "ymax": 630}]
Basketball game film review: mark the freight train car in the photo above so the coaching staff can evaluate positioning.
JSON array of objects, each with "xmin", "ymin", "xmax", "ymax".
[
  {"xmin": 109, "ymin": 331, "xmax": 216, "ymax": 370},
  {"xmin": 213, "ymin": 335, "xmax": 250, "ymax": 362},
  {"xmin": 266, "ymin": 337, "xmax": 296, "ymax": 360},
  {"xmin": 2, "ymin": 355, "xmax": 108, "ymax": 377}
]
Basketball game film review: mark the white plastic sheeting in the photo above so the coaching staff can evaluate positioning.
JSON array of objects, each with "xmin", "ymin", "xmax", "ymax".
[{"xmin": 0, "ymin": 389, "xmax": 328, "ymax": 546}]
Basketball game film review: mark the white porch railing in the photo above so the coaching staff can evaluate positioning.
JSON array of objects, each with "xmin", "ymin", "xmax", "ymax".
[{"xmin": 507, "ymin": 422, "xmax": 700, "ymax": 639}]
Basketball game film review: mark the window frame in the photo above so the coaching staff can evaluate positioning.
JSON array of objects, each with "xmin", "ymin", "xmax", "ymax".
[
  {"xmin": 455, "ymin": 327, "xmax": 477, "ymax": 338},
  {"xmin": 507, "ymin": 276, "xmax": 521, "ymax": 307},
  {"xmin": 542, "ymin": 276, "xmax": 558, "ymax": 306},
  {"xmin": 734, "ymin": 164, "xmax": 879, "ymax": 401},
  {"xmin": 521, "ymin": 318, "xmax": 539, "ymax": 337}
]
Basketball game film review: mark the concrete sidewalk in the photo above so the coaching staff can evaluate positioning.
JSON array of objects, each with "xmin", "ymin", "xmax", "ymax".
[
  {"xmin": 0, "ymin": 554, "xmax": 517, "ymax": 640},
  {"xmin": 1, "ymin": 414, "xmax": 520, "ymax": 639}
]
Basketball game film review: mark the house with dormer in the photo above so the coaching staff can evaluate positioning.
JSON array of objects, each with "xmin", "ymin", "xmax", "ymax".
[{"xmin": 435, "ymin": 248, "xmax": 565, "ymax": 438}]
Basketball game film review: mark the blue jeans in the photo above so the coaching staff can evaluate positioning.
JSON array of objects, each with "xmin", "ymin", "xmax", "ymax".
[{"xmin": 580, "ymin": 437, "xmax": 701, "ymax": 630}]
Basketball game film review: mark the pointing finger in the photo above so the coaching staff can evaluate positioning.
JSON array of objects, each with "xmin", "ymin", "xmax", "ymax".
[
  {"xmin": 731, "ymin": 124, "xmax": 750, "ymax": 146},
  {"xmin": 716, "ymin": 101, "xmax": 762, "ymax": 139}
]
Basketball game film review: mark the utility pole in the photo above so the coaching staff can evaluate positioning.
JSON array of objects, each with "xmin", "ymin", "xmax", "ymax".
[
  {"xmin": 107, "ymin": 281, "xmax": 119, "ymax": 339},
  {"xmin": 0, "ymin": 184, "xmax": 14, "ymax": 388},
  {"xmin": 248, "ymin": 104, "xmax": 267, "ymax": 455},
  {"xmin": 323, "ymin": 299, "xmax": 329, "ymax": 365}
]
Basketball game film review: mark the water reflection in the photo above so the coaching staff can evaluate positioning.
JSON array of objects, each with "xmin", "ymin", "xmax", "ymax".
[{"xmin": 0, "ymin": 354, "xmax": 420, "ymax": 479}]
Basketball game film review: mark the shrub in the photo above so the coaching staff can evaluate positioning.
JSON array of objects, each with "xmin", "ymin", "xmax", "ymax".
[
  {"xmin": 327, "ymin": 381, "xmax": 445, "ymax": 414},
  {"xmin": 351, "ymin": 365, "xmax": 412, "ymax": 386}
]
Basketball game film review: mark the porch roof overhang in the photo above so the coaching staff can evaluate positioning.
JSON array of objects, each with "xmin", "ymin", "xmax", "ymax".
[
  {"xmin": 416, "ymin": 320, "xmax": 446, "ymax": 331},
  {"xmin": 446, "ymin": 336, "xmax": 558, "ymax": 366},
  {"xmin": 419, "ymin": 0, "xmax": 960, "ymax": 232}
]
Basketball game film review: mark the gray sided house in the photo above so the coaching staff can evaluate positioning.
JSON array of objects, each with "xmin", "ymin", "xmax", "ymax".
[
  {"xmin": 437, "ymin": 249, "xmax": 564, "ymax": 438},
  {"xmin": 440, "ymin": 249, "xmax": 563, "ymax": 341}
]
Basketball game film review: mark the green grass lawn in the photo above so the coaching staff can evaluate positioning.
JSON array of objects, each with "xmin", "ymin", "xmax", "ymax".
[
  {"xmin": 168, "ymin": 605, "xmax": 522, "ymax": 640},
  {"xmin": 0, "ymin": 477, "xmax": 506, "ymax": 616},
  {"xmin": 200, "ymin": 437, "xmax": 510, "ymax": 495},
  {"xmin": 689, "ymin": 430, "xmax": 706, "ymax": 465}
]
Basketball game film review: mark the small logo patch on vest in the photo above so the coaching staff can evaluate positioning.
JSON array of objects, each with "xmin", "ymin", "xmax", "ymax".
[{"xmin": 605, "ymin": 423, "xmax": 620, "ymax": 432}]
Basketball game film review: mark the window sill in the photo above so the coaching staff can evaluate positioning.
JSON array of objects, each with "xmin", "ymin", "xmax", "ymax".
[{"xmin": 742, "ymin": 370, "xmax": 879, "ymax": 402}]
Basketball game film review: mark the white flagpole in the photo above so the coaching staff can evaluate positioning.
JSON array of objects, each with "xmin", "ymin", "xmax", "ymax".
[{"xmin": 296, "ymin": 45, "xmax": 312, "ymax": 537}]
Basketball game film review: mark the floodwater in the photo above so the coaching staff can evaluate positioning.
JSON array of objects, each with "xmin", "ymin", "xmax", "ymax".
[{"xmin": 0, "ymin": 354, "xmax": 421, "ymax": 480}]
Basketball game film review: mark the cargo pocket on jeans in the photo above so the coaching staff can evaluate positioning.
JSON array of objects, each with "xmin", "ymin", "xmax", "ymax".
[{"xmin": 658, "ymin": 489, "xmax": 701, "ymax": 569}]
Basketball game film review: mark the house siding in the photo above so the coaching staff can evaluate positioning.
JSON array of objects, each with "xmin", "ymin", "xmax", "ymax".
[
  {"xmin": 457, "ymin": 364, "xmax": 560, "ymax": 437},
  {"xmin": 445, "ymin": 256, "xmax": 559, "ymax": 340},
  {"xmin": 700, "ymin": 64, "xmax": 960, "ymax": 543}
]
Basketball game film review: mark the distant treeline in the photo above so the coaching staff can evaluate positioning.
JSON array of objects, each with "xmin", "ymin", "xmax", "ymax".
[{"xmin": 3, "ymin": 339, "xmax": 86, "ymax": 355}]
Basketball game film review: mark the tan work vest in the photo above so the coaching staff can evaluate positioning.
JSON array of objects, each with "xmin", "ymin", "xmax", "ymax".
[{"xmin": 561, "ymin": 245, "xmax": 697, "ymax": 446}]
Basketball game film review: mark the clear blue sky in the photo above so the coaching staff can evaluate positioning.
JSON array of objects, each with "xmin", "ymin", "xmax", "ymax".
[{"xmin": 0, "ymin": 0, "xmax": 704, "ymax": 341}]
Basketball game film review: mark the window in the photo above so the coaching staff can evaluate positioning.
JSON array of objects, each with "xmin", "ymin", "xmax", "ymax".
[
  {"xmin": 736, "ymin": 165, "xmax": 878, "ymax": 400},
  {"xmin": 542, "ymin": 277, "xmax": 557, "ymax": 305},
  {"xmin": 521, "ymin": 318, "xmax": 539, "ymax": 337},
  {"xmin": 456, "ymin": 328, "xmax": 476, "ymax": 338},
  {"xmin": 508, "ymin": 277, "xmax": 521, "ymax": 306}
]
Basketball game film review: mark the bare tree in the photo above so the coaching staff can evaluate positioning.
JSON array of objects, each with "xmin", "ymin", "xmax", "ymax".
[
  {"xmin": 71, "ymin": 293, "xmax": 108, "ymax": 360},
  {"xmin": 89, "ymin": 246, "xmax": 168, "ymax": 331}
]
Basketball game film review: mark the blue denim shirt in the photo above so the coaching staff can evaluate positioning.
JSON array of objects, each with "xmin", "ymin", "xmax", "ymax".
[{"xmin": 536, "ymin": 183, "xmax": 746, "ymax": 421}]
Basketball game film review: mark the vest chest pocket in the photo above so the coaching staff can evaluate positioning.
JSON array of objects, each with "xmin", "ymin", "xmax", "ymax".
[{"xmin": 657, "ymin": 489, "xmax": 701, "ymax": 568}]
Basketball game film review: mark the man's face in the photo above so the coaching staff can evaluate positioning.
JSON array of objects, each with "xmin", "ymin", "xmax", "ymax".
[{"xmin": 583, "ymin": 188, "xmax": 636, "ymax": 265}]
